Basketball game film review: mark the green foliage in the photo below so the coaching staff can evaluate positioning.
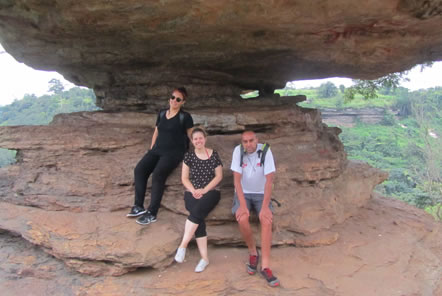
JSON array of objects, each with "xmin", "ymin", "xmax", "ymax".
[
  {"xmin": 317, "ymin": 82, "xmax": 338, "ymax": 98},
  {"xmin": 240, "ymin": 90, "xmax": 259, "ymax": 99},
  {"xmin": 380, "ymin": 110, "xmax": 397, "ymax": 126},
  {"xmin": 425, "ymin": 204, "xmax": 442, "ymax": 221},
  {"xmin": 339, "ymin": 87, "xmax": 442, "ymax": 212},
  {"xmin": 339, "ymin": 84, "xmax": 345, "ymax": 93},
  {"xmin": 344, "ymin": 73, "xmax": 408, "ymax": 100},
  {"xmin": 0, "ymin": 148, "xmax": 16, "ymax": 167},
  {"xmin": 295, "ymin": 85, "xmax": 442, "ymax": 213},
  {"xmin": 48, "ymin": 78, "xmax": 65, "ymax": 95},
  {"xmin": 0, "ymin": 87, "xmax": 99, "ymax": 126},
  {"xmin": 298, "ymin": 92, "xmax": 396, "ymax": 109},
  {"xmin": 394, "ymin": 92, "xmax": 412, "ymax": 117},
  {"xmin": 0, "ymin": 87, "xmax": 99, "ymax": 167}
]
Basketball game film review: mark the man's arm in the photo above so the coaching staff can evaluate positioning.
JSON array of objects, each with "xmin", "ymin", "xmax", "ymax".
[
  {"xmin": 259, "ymin": 172, "xmax": 274, "ymax": 223},
  {"xmin": 233, "ymin": 171, "xmax": 250, "ymax": 221}
]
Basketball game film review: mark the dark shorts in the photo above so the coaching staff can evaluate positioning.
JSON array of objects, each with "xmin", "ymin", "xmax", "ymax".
[{"xmin": 232, "ymin": 192, "xmax": 274, "ymax": 215}]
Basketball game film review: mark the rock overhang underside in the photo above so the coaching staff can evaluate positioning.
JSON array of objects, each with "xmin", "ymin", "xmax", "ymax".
[{"xmin": 0, "ymin": 0, "xmax": 442, "ymax": 111}]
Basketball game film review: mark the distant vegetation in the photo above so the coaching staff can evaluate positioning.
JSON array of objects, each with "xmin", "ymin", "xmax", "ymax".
[
  {"xmin": 277, "ymin": 84, "xmax": 442, "ymax": 221},
  {"xmin": 0, "ymin": 86, "xmax": 98, "ymax": 126},
  {"xmin": 0, "ymin": 84, "xmax": 99, "ymax": 167}
]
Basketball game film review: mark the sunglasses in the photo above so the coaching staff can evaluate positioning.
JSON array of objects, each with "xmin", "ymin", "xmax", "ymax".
[{"xmin": 170, "ymin": 96, "xmax": 183, "ymax": 102}]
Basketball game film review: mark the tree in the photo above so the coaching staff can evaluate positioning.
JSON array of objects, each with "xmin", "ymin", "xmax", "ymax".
[
  {"xmin": 318, "ymin": 82, "xmax": 338, "ymax": 98},
  {"xmin": 344, "ymin": 62, "xmax": 433, "ymax": 101},
  {"xmin": 339, "ymin": 84, "xmax": 345, "ymax": 93},
  {"xmin": 48, "ymin": 78, "xmax": 65, "ymax": 95},
  {"xmin": 410, "ymin": 93, "xmax": 442, "ymax": 219},
  {"xmin": 344, "ymin": 73, "xmax": 408, "ymax": 100}
]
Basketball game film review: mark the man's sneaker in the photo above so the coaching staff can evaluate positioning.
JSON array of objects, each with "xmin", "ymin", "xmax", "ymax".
[
  {"xmin": 136, "ymin": 212, "xmax": 157, "ymax": 225},
  {"xmin": 246, "ymin": 250, "xmax": 259, "ymax": 275},
  {"xmin": 260, "ymin": 268, "xmax": 280, "ymax": 287},
  {"xmin": 126, "ymin": 205, "xmax": 147, "ymax": 217}
]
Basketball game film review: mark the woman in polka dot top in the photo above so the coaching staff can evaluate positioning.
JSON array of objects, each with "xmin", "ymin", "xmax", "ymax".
[{"xmin": 174, "ymin": 127, "xmax": 223, "ymax": 273}]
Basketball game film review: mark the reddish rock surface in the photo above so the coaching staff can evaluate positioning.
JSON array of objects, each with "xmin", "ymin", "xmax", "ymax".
[
  {"xmin": 0, "ymin": 106, "xmax": 388, "ymax": 276},
  {"xmin": 1, "ymin": 196, "xmax": 441, "ymax": 295}
]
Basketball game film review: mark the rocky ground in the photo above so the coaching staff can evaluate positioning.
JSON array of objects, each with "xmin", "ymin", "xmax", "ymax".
[
  {"xmin": 0, "ymin": 108, "xmax": 439, "ymax": 295},
  {"xmin": 1, "ymin": 196, "xmax": 441, "ymax": 296}
]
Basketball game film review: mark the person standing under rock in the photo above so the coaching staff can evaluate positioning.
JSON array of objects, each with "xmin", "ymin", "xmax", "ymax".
[
  {"xmin": 127, "ymin": 87, "xmax": 194, "ymax": 225},
  {"xmin": 231, "ymin": 130, "xmax": 280, "ymax": 287},
  {"xmin": 174, "ymin": 127, "xmax": 223, "ymax": 272}
]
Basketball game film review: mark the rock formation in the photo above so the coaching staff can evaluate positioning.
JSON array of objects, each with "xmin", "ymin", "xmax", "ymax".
[
  {"xmin": 0, "ymin": 103, "xmax": 390, "ymax": 276},
  {"xmin": 1, "ymin": 1, "xmax": 441, "ymax": 294},
  {"xmin": 320, "ymin": 107, "xmax": 395, "ymax": 127},
  {"xmin": 1, "ymin": 1, "xmax": 442, "ymax": 110}
]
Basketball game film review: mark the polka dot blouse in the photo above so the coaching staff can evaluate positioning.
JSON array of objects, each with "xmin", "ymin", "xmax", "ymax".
[{"xmin": 183, "ymin": 150, "xmax": 223, "ymax": 189}]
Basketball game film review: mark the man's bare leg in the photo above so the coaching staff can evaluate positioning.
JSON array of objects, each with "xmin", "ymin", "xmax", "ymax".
[
  {"xmin": 260, "ymin": 216, "xmax": 272, "ymax": 269},
  {"xmin": 238, "ymin": 216, "xmax": 257, "ymax": 255}
]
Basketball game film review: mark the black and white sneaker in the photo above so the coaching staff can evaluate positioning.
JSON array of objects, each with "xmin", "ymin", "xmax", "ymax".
[
  {"xmin": 126, "ymin": 205, "xmax": 147, "ymax": 217},
  {"xmin": 136, "ymin": 212, "xmax": 157, "ymax": 225}
]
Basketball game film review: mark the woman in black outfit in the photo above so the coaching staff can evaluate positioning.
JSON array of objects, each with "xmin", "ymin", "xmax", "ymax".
[
  {"xmin": 127, "ymin": 87, "xmax": 194, "ymax": 225},
  {"xmin": 174, "ymin": 127, "xmax": 223, "ymax": 272}
]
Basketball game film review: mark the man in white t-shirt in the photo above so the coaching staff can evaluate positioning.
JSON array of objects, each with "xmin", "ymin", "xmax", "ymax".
[{"xmin": 231, "ymin": 130, "xmax": 280, "ymax": 287}]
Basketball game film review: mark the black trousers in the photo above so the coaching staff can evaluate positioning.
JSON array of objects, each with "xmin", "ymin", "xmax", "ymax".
[
  {"xmin": 184, "ymin": 190, "xmax": 221, "ymax": 238},
  {"xmin": 134, "ymin": 150, "xmax": 182, "ymax": 216}
]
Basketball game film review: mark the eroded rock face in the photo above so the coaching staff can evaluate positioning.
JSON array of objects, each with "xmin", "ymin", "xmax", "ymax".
[
  {"xmin": 320, "ymin": 107, "xmax": 393, "ymax": 127},
  {"xmin": 0, "ymin": 1, "xmax": 441, "ymax": 110},
  {"xmin": 0, "ymin": 105, "xmax": 388, "ymax": 275},
  {"xmin": 1, "ymin": 197, "xmax": 441, "ymax": 295}
]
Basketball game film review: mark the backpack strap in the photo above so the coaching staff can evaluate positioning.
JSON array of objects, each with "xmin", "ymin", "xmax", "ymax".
[
  {"xmin": 160, "ymin": 109, "xmax": 185, "ymax": 127},
  {"xmin": 259, "ymin": 143, "xmax": 270, "ymax": 166},
  {"xmin": 239, "ymin": 144, "xmax": 246, "ymax": 167},
  {"xmin": 159, "ymin": 109, "xmax": 167, "ymax": 119},
  {"xmin": 240, "ymin": 143, "xmax": 270, "ymax": 167},
  {"xmin": 179, "ymin": 111, "xmax": 185, "ymax": 126}
]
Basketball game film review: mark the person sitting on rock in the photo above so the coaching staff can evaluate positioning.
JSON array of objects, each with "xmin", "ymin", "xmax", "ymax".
[
  {"xmin": 230, "ymin": 130, "xmax": 280, "ymax": 287},
  {"xmin": 127, "ymin": 87, "xmax": 194, "ymax": 225},
  {"xmin": 174, "ymin": 127, "xmax": 223, "ymax": 272}
]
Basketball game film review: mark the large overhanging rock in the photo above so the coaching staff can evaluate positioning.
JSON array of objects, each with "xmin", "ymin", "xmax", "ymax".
[{"xmin": 1, "ymin": 1, "xmax": 442, "ymax": 111}]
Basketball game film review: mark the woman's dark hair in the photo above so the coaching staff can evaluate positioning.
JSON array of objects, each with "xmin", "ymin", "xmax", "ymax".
[
  {"xmin": 191, "ymin": 127, "xmax": 207, "ymax": 138},
  {"xmin": 175, "ymin": 87, "xmax": 188, "ymax": 101}
]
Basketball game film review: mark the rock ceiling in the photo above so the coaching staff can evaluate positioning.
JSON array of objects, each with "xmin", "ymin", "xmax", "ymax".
[{"xmin": 0, "ymin": 0, "xmax": 441, "ymax": 110}]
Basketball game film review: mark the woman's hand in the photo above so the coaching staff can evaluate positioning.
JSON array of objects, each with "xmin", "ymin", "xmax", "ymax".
[{"xmin": 193, "ymin": 188, "xmax": 205, "ymax": 199}]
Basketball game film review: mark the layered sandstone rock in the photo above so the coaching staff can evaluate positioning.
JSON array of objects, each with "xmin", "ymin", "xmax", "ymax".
[
  {"xmin": 0, "ymin": 105, "xmax": 387, "ymax": 275},
  {"xmin": 1, "ymin": 196, "xmax": 441, "ymax": 296},
  {"xmin": 320, "ymin": 107, "xmax": 394, "ymax": 127},
  {"xmin": 0, "ymin": 1, "xmax": 441, "ymax": 110}
]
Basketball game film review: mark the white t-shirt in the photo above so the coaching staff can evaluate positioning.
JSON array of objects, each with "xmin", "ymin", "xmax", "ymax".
[{"xmin": 230, "ymin": 143, "xmax": 276, "ymax": 194}]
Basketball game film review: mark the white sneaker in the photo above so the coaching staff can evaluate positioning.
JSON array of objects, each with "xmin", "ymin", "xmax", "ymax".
[
  {"xmin": 194, "ymin": 259, "xmax": 209, "ymax": 273},
  {"xmin": 174, "ymin": 247, "xmax": 186, "ymax": 263}
]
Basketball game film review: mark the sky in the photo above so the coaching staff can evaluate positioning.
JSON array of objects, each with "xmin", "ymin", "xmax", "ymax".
[{"xmin": 1, "ymin": 43, "xmax": 441, "ymax": 106}]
